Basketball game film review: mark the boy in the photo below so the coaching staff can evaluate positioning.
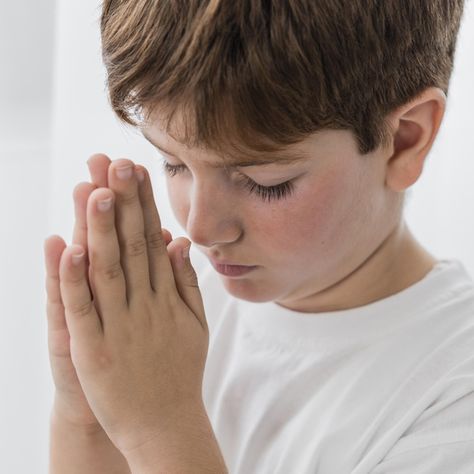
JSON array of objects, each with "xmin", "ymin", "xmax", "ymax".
[{"xmin": 44, "ymin": 1, "xmax": 474, "ymax": 472}]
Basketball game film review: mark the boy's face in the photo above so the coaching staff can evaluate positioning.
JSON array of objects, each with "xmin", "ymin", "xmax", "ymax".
[{"xmin": 142, "ymin": 121, "xmax": 403, "ymax": 312}]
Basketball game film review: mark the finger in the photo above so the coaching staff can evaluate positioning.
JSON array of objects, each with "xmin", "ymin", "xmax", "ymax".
[
  {"xmin": 72, "ymin": 154, "xmax": 112, "ymax": 257},
  {"xmin": 162, "ymin": 228, "xmax": 173, "ymax": 246},
  {"xmin": 87, "ymin": 187, "xmax": 128, "ymax": 321},
  {"xmin": 87, "ymin": 153, "xmax": 112, "ymax": 188},
  {"xmin": 44, "ymin": 235, "xmax": 69, "ymax": 334},
  {"xmin": 59, "ymin": 244, "xmax": 103, "ymax": 362},
  {"xmin": 72, "ymin": 182, "xmax": 106, "ymax": 310},
  {"xmin": 134, "ymin": 165, "xmax": 176, "ymax": 294},
  {"xmin": 76, "ymin": 153, "xmax": 111, "ymax": 294},
  {"xmin": 72, "ymin": 182, "xmax": 97, "ymax": 266},
  {"xmin": 108, "ymin": 160, "xmax": 152, "ymax": 300},
  {"xmin": 166, "ymin": 238, "xmax": 207, "ymax": 331}
]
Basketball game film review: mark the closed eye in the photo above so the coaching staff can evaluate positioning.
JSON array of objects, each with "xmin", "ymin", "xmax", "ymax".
[{"xmin": 161, "ymin": 160, "xmax": 295, "ymax": 203}]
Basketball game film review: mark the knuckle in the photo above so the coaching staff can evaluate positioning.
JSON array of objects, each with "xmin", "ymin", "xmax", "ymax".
[
  {"xmin": 68, "ymin": 299, "xmax": 93, "ymax": 319},
  {"xmin": 118, "ymin": 191, "xmax": 137, "ymax": 207},
  {"xmin": 67, "ymin": 270, "xmax": 86, "ymax": 287},
  {"xmin": 94, "ymin": 351, "xmax": 114, "ymax": 371},
  {"xmin": 80, "ymin": 349, "xmax": 113, "ymax": 375},
  {"xmin": 147, "ymin": 230, "xmax": 167, "ymax": 255},
  {"xmin": 124, "ymin": 232, "xmax": 147, "ymax": 257},
  {"xmin": 97, "ymin": 260, "xmax": 123, "ymax": 281},
  {"xmin": 95, "ymin": 218, "xmax": 114, "ymax": 234}
]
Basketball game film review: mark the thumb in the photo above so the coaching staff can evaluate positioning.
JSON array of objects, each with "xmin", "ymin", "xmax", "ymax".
[{"xmin": 167, "ymin": 238, "xmax": 207, "ymax": 330}]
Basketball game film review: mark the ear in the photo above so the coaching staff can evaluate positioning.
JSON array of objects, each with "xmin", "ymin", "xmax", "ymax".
[{"xmin": 385, "ymin": 87, "xmax": 446, "ymax": 192}]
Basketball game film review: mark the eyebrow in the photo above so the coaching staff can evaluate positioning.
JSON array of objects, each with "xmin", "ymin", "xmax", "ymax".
[{"xmin": 141, "ymin": 132, "xmax": 308, "ymax": 168}]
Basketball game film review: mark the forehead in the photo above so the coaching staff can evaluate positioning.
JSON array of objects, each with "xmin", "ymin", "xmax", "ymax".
[{"xmin": 140, "ymin": 126, "xmax": 311, "ymax": 169}]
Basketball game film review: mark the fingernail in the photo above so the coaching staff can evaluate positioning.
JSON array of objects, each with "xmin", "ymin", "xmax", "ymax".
[
  {"xmin": 98, "ymin": 197, "xmax": 113, "ymax": 212},
  {"xmin": 72, "ymin": 251, "xmax": 85, "ymax": 266},
  {"xmin": 116, "ymin": 165, "xmax": 133, "ymax": 180}
]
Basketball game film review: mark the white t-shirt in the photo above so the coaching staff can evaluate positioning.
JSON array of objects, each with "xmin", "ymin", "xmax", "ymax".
[{"xmin": 196, "ymin": 257, "xmax": 474, "ymax": 473}]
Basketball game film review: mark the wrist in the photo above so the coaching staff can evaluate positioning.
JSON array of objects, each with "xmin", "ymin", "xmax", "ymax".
[
  {"xmin": 51, "ymin": 400, "xmax": 103, "ymax": 436},
  {"xmin": 123, "ymin": 403, "xmax": 227, "ymax": 474}
]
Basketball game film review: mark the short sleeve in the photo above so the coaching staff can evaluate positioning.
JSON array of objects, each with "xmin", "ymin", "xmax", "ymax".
[
  {"xmin": 371, "ymin": 387, "xmax": 474, "ymax": 473},
  {"xmin": 370, "ymin": 440, "xmax": 474, "ymax": 473}
]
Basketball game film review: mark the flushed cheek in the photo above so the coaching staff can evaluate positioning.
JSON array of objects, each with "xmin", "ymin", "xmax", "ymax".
[{"xmin": 256, "ymin": 178, "xmax": 358, "ymax": 266}]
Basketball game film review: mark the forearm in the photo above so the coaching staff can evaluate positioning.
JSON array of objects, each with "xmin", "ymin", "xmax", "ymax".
[
  {"xmin": 49, "ymin": 407, "xmax": 131, "ymax": 474},
  {"xmin": 123, "ymin": 404, "xmax": 228, "ymax": 474}
]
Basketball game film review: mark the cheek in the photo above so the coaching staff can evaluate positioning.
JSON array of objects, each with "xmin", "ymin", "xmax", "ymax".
[
  {"xmin": 165, "ymin": 169, "xmax": 367, "ymax": 258},
  {"xmin": 167, "ymin": 184, "xmax": 188, "ymax": 225},
  {"xmin": 256, "ymin": 171, "xmax": 361, "ymax": 255}
]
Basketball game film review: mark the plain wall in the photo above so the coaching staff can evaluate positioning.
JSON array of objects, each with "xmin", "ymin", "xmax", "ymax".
[
  {"xmin": 0, "ymin": 1, "xmax": 473, "ymax": 472},
  {"xmin": 0, "ymin": 1, "xmax": 56, "ymax": 473}
]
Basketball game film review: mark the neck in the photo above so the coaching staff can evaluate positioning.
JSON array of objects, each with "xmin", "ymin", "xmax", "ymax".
[{"xmin": 276, "ymin": 220, "xmax": 438, "ymax": 314}]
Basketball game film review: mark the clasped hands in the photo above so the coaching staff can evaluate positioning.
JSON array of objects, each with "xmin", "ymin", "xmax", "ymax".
[{"xmin": 57, "ymin": 154, "xmax": 209, "ymax": 458}]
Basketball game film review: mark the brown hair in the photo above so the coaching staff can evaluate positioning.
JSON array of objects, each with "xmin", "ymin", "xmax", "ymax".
[{"xmin": 100, "ymin": 0, "xmax": 465, "ymax": 160}]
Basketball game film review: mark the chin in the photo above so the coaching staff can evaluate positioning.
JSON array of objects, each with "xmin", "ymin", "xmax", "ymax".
[{"xmin": 218, "ymin": 275, "xmax": 280, "ymax": 303}]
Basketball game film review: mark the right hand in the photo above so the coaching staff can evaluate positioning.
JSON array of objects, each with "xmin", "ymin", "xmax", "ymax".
[{"xmin": 44, "ymin": 153, "xmax": 173, "ymax": 428}]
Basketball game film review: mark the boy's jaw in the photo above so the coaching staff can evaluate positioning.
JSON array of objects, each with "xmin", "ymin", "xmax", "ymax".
[
  {"xmin": 198, "ymin": 220, "xmax": 437, "ymax": 314},
  {"xmin": 274, "ymin": 220, "xmax": 438, "ymax": 314}
]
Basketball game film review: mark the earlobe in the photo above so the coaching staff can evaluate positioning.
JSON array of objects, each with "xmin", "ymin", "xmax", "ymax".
[{"xmin": 385, "ymin": 87, "xmax": 446, "ymax": 193}]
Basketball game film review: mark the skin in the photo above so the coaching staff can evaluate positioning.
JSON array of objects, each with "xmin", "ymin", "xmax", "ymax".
[
  {"xmin": 45, "ymin": 158, "xmax": 228, "ymax": 471},
  {"xmin": 42, "ymin": 86, "xmax": 445, "ymax": 470},
  {"xmin": 139, "ymin": 87, "xmax": 446, "ymax": 313},
  {"xmin": 44, "ymin": 160, "xmax": 174, "ymax": 429}
]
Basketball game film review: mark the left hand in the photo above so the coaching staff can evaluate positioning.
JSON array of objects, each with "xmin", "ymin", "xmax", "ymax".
[{"xmin": 57, "ymin": 158, "xmax": 209, "ymax": 456}]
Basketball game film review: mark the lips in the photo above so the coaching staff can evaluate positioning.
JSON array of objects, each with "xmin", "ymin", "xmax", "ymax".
[
  {"xmin": 208, "ymin": 256, "xmax": 258, "ymax": 277},
  {"xmin": 212, "ymin": 262, "xmax": 257, "ymax": 277}
]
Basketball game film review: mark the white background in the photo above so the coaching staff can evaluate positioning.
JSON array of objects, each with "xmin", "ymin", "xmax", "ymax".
[{"xmin": 0, "ymin": 1, "xmax": 473, "ymax": 472}]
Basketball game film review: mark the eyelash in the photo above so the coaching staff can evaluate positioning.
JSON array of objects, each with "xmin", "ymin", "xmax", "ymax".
[{"xmin": 161, "ymin": 161, "xmax": 295, "ymax": 203}]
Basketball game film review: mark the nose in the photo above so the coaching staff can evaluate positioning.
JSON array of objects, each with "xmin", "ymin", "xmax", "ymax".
[{"xmin": 185, "ymin": 179, "xmax": 242, "ymax": 248}]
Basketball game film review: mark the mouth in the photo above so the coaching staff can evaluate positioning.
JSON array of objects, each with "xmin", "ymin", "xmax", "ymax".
[{"xmin": 208, "ymin": 257, "xmax": 258, "ymax": 277}]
